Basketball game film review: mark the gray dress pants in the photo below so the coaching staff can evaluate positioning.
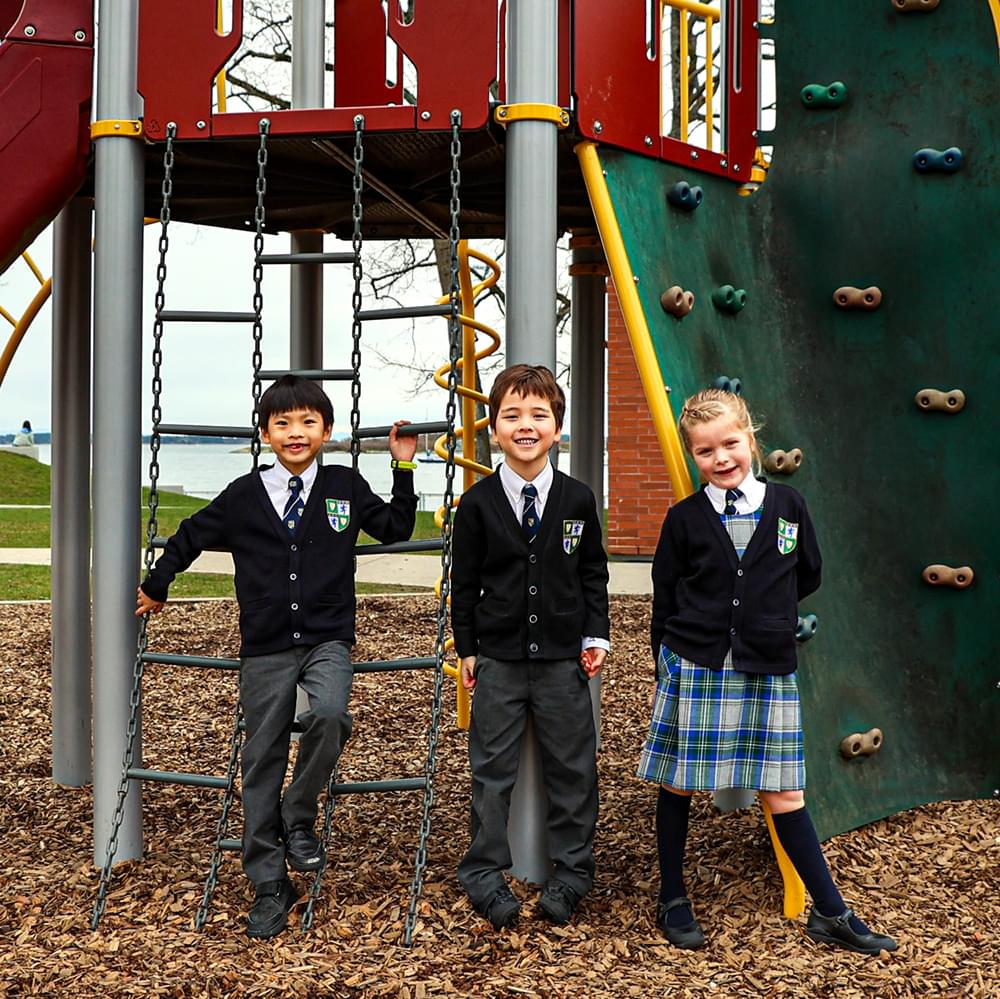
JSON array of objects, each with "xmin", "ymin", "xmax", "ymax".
[
  {"xmin": 239, "ymin": 640, "xmax": 353, "ymax": 885},
  {"xmin": 458, "ymin": 656, "xmax": 598, "ymax": 909}
]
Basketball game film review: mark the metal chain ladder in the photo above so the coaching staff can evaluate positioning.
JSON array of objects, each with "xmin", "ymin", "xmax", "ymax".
[
  {"xmin": 403, "ymin": 109, "xmax": 464, "ymax": 947},
  {"xmin": 91, "ymin": 122, "xmax": 178, "ymax": 930},
  {"xmin": 195, "ymin": 118, "xmax": 271, "ymax": 930}
]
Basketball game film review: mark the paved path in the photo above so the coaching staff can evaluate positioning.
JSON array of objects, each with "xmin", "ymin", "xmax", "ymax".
[{"xmin": 0, "ymin": 548, "xmax": 653, "ymax": 595}]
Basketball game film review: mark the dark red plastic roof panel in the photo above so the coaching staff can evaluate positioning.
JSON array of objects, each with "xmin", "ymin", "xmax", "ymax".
[
  {"xmin": 332, "ymin": 0, "xmax": 404, "ymax": 110},
  {"xmin": 0, "ymin": 0, "xmax": 94, "ymax": 275}
]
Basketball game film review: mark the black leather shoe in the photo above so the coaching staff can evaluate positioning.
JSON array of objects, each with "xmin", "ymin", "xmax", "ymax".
[
  {"xmin": 805, "ymin": 906, "xmax": 898, "ymax": 955},
  {"xmin": 656, "ymin": 896, "xmax": 706, "ymax": 950},
  {"xmin": 246, "ymin": 878, "xmax": 299, "ymax": 939},
  {"xmin": 284, "ymin": 827, "xmax": 325, "ymax": 873},
  {"xmin": 481, "ymin": 885, "xmax": 520, "ymax": 930},
  {"xmin": 539, "ymin": 880, "xmax": 581, "ymax": 925}
]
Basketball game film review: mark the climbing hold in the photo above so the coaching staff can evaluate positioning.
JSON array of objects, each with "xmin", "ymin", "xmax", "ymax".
[
  {"xmin": 711, "ymin": 285, "xmax": 747, "ymax": 314},
  {"xmin": 763, "ymin": 448, "xmax": 803, "ymax": 475},
  {"xmin": 667, "ymin": 181, "xmax": 703, "ymax": 211},
  {"xmin": 833, "ymin": 286, "xmax": 882, "ymax": 310},
  {"xmin": 840, "ymin": 728, "xmax": 884, "ymax": 760},
  {"xmin": 795, "ymin": 613, "xmax": 818, "ymax": 642},
  {"xmin": 914, "ymin": 388, "xmax": 966, "ymax": 413},
  {"xmin": 800, "ymin": 82, "xmax": 848, "ymax": 109},
  {"xmin": 922, "ymin": 564, "xmax": 974, "ymax": 588},
  {"xmin": 660, "ymin": 286, "xmax": 695, "ymax": 318},
  {"xmin": 712, "ymin": 375, "xmax": 742, "ymax": 395},
  {"xmin": 892, "ymin": 0, "xmax": 939, "ymax": 11},
  {"xmin": 912, "ymin": 147, "xmax": 963, "ymax": 174}
]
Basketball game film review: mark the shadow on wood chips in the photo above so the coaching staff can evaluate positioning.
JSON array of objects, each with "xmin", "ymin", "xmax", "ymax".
[{"xmin": 0, "ymin": 597, "xmax": 996, "ymax": 998}]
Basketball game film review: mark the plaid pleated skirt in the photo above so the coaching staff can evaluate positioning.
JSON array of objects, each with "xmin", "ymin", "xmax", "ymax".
[{"xmin": 636, "ymin": 646, "xmax": 806, "ymax": 791}]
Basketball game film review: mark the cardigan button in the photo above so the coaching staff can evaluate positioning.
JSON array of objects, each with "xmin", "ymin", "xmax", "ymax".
[
  {"xmin": 291, "ymin": 603, "xmax": 299, "ymax": 611},
  {"xmin": 732, "ymin": 598, "xmax": 740, "ymax": 606},
  {"xmin": 529, "ymin": 642, "xmax": 539, "ymax": 653},
  {"xmin": 290, "ymin": 573, "xmax": 297, "ymax": 580},
  {"xmin": 529, "ymin": 614, "xmax": 538, "ymax": 624},
  {"xmin": 293, "ymin": 632, "xmax": 301, "ymax": 639},
  {"xmin": 290, "ymin": 544, "xmax": 297, "ymax": 552},
  {"xmin": 529, "ymin": 585, "xmax": 538, "ymax": 595},
  {"xmin": 529, "ymin": 554, "xmax": 537, "ymax": 564},
  {"xmin": 730, "ymin": 627, "xmax": 737, "ymax": 636},
  {"xmin": 737, "ymin": 569, "xmax": 744, "ymax": 577}
]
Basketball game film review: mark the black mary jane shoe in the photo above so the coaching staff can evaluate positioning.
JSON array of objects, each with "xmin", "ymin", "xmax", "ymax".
[
  {"xmin": 246, "ymin": 877, "xmax": 299, "ymax": 939},
  {"xmin": 656, "ymin": 896, "xmax": 706, "ymax": 950},
  {"xmin": 805, "ymin": 906, "xmax": 898, "ymax": 956}
]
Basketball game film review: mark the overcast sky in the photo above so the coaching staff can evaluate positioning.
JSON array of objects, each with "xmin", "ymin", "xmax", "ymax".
[{"xmin": 0, "ymin": 222, "xmax": 532, "ymax": 438}]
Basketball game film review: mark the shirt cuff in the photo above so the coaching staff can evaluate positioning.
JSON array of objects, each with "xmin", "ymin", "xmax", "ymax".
[{"xmin": 581, "ymin": 636, "xmax": 610, "ymax": 653}]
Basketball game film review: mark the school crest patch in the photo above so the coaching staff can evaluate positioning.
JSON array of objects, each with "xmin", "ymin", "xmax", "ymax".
[
  {"xmin": 563, "ymin": 519, "xmax": 584, "ymax": 554},
  {"xmin": 777, "ymin": 517, "xmax": 799, "ymax": 555},
  {"xmin": 326, "ymin": 498, "xmax": 351, "ymax": 533}
]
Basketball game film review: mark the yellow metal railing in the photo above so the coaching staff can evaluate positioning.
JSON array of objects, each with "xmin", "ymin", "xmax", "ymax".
[
  {"xmin": 215, "ymin": 0, "xmax": 228, "ymax": 111},
  {"xmin": 432, "ymin": 241, "xmax": 502, "ymax": 729},
  {"xmin": 663, "ymin": 0, "xmax": 722, "ymax": 150},
  {"xmin": 0, "ymin": 252, "xmax": 52, "ymax": 390}
]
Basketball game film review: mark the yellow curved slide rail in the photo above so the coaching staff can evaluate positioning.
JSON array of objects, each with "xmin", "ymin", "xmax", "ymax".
[
  {"xmin": 574, "ymin": 140, "xmax": 694, "ymax": 498},
  {"xmin": 0, "ymin": 252, "xmax": 52, "ymax": 390},
  {"xmin": 432, "ymin": 241, "xmax": 502, "ymax": 730}
]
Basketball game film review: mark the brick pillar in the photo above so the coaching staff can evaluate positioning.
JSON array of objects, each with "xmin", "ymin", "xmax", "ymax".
[{"xmin": 606, "ymin": 280, "xmax": 676, "ymax": 555}]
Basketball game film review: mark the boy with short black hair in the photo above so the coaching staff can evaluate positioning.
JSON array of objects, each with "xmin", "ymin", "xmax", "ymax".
[
  {"xmin": 136, "ymin": 374, "xmax": 417, "ymax": 938},
  {"xmin": 451, "ymin": 363, "xmax": 610, "ymax": 929}
]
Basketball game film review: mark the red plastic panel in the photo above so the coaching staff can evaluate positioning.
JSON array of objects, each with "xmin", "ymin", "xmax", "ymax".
[
  {"xmin": 388, "ymin": 0, "xmax": 497, "ymax": 129},
  {"xmin": 138, "ymin": 0, "xmax": 243, "ymax": 140},
  {"xmin": 1, "ymin": 0, "xmax": 24, "ymax": 39},
  {"xmin": 7, "ymin": 0, "xmax": 92, "ymax": 43},
  {"xmin": 574, "ymin": 0, "xmax": 759, "ymax": 181},
  {"xmin": 0, "ymin": 0, "xmax": 93, "ymax": 275},
  {"xmin": 332, "ymin": 0, "xmax": 403, "ymax": 109},
  {"xmin": 211, "ymin": 104, "xmax": 415, "ymax": 138},
  {"xmin": 497, "ymin": 0, "xmax": 572, "ymax": 109}
]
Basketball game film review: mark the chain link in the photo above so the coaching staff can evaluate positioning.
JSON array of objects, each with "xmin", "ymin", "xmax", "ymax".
[
  {"xmin": 404, "ymin": 110, "xmax": 463, "ymax": 947},
  {"xmin": 250, "ymin": 120, "xmax": 270, "ymax": 466},
  {"xmin": 91, "ymin": 123, "xmax": 178, "ymax": 931},
  {"xmin": 349, "ymin": 116, "xmax": 365, "ymax": 470}
]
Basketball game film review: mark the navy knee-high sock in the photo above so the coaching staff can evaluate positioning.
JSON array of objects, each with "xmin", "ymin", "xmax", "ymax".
[
  {"xmin": 656, "ymin": 788, "xmax": 693, "ymax": 927},
  {"xmin": 771, "ymin": 806, "xmax": 870, "ymax": 934}
]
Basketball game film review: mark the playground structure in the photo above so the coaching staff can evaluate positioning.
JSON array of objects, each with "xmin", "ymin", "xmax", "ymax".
[{"xmin": 0, "ymin": 0, "xmax": 997, "ymax": 940}]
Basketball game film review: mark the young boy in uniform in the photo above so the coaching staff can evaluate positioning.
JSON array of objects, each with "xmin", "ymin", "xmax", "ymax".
[
  {"xmin": 136, "ymin": 375, "xmax": 417, "ymax": 938},
  {"xmin": 451, "ymin": 364, "xmax": 610, "ymax": 929}
]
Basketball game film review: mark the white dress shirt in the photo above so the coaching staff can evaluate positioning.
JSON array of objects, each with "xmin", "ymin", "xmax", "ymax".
[
  {"xmin": 704, "ymin": 471, "xmax": 766, "ymax": 515},
  {"xmin": 261, "ymin": 459, "xmax": 319, "ymax": 519},
  {"xmin": 498, "ymin": 461, "xmax": 610, "ymax": 655}
]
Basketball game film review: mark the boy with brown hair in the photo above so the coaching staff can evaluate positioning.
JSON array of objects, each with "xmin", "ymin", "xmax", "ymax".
[{"xmin": 451, "ymin": 364, "xmax": 610, "ymax": 929}]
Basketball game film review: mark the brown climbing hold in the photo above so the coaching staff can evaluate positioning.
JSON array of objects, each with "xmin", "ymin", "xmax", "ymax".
[
  {"xmin": 915, "ymin": 388, "xmax": 966, "ymax": 413},
  {"xmin": 763, "ymin": 447, "xmax": 803, "ymax": 475},
  {"xmin": 660, "ymin": 285, "xmax": 695, "ymax": 318},
  {"xmin": 922, "ymin": 564, "xmax": 975, "ymax": 589},
  {"xmin": 833, "ymin": 286, "xmax": 882, "ymax": 310},
  {"xmin": 840, "ymin": 728, "xmax": 884, "ymax": 760},
  {"xmin": 892, "ymin": 0, "xmax": 939, "ymax": 11}
]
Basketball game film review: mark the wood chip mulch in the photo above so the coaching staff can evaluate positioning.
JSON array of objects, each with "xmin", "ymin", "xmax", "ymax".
[{"xmin": 0, "ymin": 597, "xmax": 997, "ymax": 998}]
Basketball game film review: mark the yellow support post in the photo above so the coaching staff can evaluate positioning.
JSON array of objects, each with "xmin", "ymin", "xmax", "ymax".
[
  {"xmin": 679, "ymin": 11, "xmax": 690, "ymax": 142},
  {"xmin": 705, "ymin": 16, "xmax": 715, "ymax": 150}
]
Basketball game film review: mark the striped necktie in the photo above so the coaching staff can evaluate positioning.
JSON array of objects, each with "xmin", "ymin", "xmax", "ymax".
[
  {"xmin": 521, "ymin": 483, "xmax": 540, "ymax": 542},
  {"xmin": 724, "ymin": 488, "xmax": 743, "ymax": 515},
  {"xmin": 283, "ymin": 476, "xmax": 305, "ymax": 534}
]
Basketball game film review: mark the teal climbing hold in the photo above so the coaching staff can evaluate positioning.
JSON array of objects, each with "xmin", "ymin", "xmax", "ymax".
[
  {"xmin": 711, "ymin": 285, "xmax": 747, "ymax": 314},
  {"xmin": 796, "ymin": 613, "xmax": 819, "ymax": 642},
  {"xmin": 712, "ymin": 375, "xmax": 742, "ymax": 395},
  {"xmin": 800, "ymin": 82, "xmax": 848, "ymax": 109},
  {"xmin": 913, "ymin": 147, "xmax": 963, "ymax": 173}
]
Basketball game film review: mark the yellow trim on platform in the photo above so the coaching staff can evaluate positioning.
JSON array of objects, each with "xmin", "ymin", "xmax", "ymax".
[
  {"xmin": 989, "ymin": 0, "xmax": 1000, "ymax": 59},
  {"xmin": 494, "ymin": 103, "xmax": 571, "ymax": 128},
  {"xmin": 574, "ymin": 141, "xmax": 694, "ymax": 498},
  {"xmin": 90, "ymin": 119, "xmax": 144, "ymax": 140}
]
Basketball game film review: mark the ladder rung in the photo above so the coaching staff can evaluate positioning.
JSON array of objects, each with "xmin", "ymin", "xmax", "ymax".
[
  {"xmin": 258, "ymin": 252, "xmax": 356, "ymax": 266},
  {"xmin": 157, "ymin": 310, "xmax": 257, "ymax": 323},
  {"xmin": 156, "ymin": 424, "xmax": 255, "ymax": 439},
  {"xmin": 141, "ymin": 652, "xmax": 240, "ymax": 671},
  {"xmin": 354, "ymin": 656, "xmax": 436, "ymax": 674},
  {"xmin": 258, "ymin": 369, "xmax": 354, "ymax": 382},
  {"xmin": 220, "ymin": 838, "xmax": 241, "ymax": 851},
  {"xmin": 332, "ymin": 778, "xmax": 426, "ymax": 795},
  {"xmin": 127, "ymin": 767, "xmax": 229, "ymax": 790},
  {"xmin": 358, "ymin": 304, "xmax": 452, "ymax": 322},
  {"xmin": 356, "ymin": 539, "xmax": 443, "ymax": 555},
  {"xmin": 354, "ymin": 420, "xmax": 450, "ymax": 440}
]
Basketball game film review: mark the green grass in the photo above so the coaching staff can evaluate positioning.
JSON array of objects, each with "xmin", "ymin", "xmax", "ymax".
[
  {"xmin": 0, "ymin": 564, "xmax": 429, "ymax": 601},
  {"xmin": 0, "ymin": 451, "xmax": 51, "ymax": 504}
]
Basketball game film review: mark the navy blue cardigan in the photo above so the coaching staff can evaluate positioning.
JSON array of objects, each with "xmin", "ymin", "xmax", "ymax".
[
  {"xmin": 141, "ymin": 464, "xmax": 416, "ymax": 656},
  {"xmin": 650, "ymin": 481, "xmax": 821, "ymax": 675},
  {"xmin": 451, "ymin": 469, "xmax": 610, "ymax": 661}
]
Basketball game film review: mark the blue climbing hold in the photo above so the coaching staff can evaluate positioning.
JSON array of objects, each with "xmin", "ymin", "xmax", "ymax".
[
  {"xmin": 795, "ymin": 613, "xmax": 819, "ymax": 642},
  {"xmin": 712, "ymin": 375, "xmax": 742, "ymax": 395},
  {"xmin": 912, "ymin": 147, "xmax": 963, "ymax": 174},
  {"xmin": 667, "ymin": 181, "xmax": 704, "ymax": 211}
]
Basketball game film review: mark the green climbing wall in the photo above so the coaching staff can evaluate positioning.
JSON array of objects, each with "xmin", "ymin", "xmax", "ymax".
[{"xmin": 600, "ymin": 0, "xmax": 999, "ymax": 839}]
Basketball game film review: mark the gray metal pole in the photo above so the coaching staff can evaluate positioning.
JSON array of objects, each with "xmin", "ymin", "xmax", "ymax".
[
  {"xmin": 91, "ymin": 0, "xmax": 145, "ymax": 864},
  {"xmin": 569, "ymin": 233, "xmax": 607, "ymax": 743},
  {"xmin": 289, "ymin": 0, "xmax": 326, "ymax": 370},
  {"xmin": 51, "ymin": 198, "xmax": 94, "ymax": 787},
  {"xmin": 504, "ymin": 0, "xmax": 560, "ymax": 885}
]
